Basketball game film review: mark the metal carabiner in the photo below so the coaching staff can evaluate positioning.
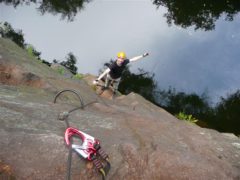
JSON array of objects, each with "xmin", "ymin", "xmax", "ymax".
[{"xmin": 64, "ymin": 127, "xmax": 100, "ymax": 160}]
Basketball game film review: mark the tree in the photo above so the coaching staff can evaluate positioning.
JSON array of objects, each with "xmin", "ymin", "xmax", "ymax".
[
  {"xmin": 0, "ymin": 21, "xmax": 25, "ymax": 48},
  {"xmin": 157, "ymin": 87, "xmax": 211, "ymax": 117},
  {"xmin": 156, "ymin": 87, "xmax": 215, "ymax": 129},
  {"xmin": 214, "ymin": 90, "xmax": 240, "ymax": 135},
  {"xmin": 153, "ymin": 0, "xmax": 240, "ymax": 31},
  {"xmin": 119, "ymin": 67, "xmax": 158, "ymax": 103},
  {"xmin": 41, "ymin": 59, "xmax": 52, "ymax": 67},
  {"xmin": 0, "ymin": 0, "xmax": 92, "ymax": 21},
  {"xmin": 26, "ymin": 44, "xmax": 41, "ymax": 60},
  {"xmin": 60, "ymin": 52, "xmax": 78, "ymax": 75},
  {"xmin": 1, "ymin": 22, "xmax": 52, "ymax": 66}
]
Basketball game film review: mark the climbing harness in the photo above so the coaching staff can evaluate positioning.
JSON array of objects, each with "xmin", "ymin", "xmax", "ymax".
[{"xmin": 54, "ymin": 89, "xmax": 110, "ymax": 180}]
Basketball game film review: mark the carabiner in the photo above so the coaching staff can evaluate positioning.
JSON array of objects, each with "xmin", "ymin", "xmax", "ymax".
[{"xmin": 64, "ymin": 127, "xmax": 100, "ymax": 160}]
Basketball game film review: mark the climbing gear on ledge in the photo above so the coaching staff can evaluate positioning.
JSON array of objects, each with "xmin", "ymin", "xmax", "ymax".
[
  {"xmin": 65, "ymin": 127, "xmax": 111, "ymax": 179},
  {"xmin": 53, "ymin": 89, "xmax": 110, "ymax": 180}
]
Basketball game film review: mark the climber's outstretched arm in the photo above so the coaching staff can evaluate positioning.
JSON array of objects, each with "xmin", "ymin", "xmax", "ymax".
[
  {"xmin": 93, "ymin": 68, "xmax": 110, "ymax": 84},
  {"xmin": 129, "ymin": 52, "xmax": 149, "ymax": 62}
]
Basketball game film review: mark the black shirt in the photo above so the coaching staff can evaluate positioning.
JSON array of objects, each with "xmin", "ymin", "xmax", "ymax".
[{"xmin": 109, "ymin": 59, "xmax": 130, "ymax": 79}]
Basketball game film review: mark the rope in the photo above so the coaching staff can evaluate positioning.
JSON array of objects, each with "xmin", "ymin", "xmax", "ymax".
[
  {"xmin": 54, "ymin": 89, "xmax": 110, "ymax": 180},
  {"xmin": 53, "ymin": 89, "xmax": 84, "ymax": 108},
  {"xmin": 54, "ymin": 89, "xmax": 85, "ymax": 180}
]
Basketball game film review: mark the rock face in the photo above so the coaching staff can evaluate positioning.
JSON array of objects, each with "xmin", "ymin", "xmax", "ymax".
[
  {"xmin": 51, "ymin": 63, "xmax": 74, "ymax": 78},
  {"xmin": 0, "ymin": 38, "xmax": 240, "ymax": 180}
]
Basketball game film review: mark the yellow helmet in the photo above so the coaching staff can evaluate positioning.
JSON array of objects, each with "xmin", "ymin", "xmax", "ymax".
[{"xmin": 117, "ymin": 52, "xmax": 126, "ymax": 59}]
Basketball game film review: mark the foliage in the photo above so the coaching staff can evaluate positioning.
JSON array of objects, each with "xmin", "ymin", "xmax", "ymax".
[
  {"xmin": 26, "ymin": 44, "xmax": 41, "ymax": 60},
  {"xmin": 1, "ymin": 22, "xmax": 52, "ymax": 67},
  {"xmin": 72, "ymin": 73, "xmax": 83, "ymax": 80},
  {"xmin": 1, "ymin": 0, "xmax": 240, "ymax": 29},
  {"xmin": 153, "ymin": 0, "xmax": 240, "ymax": 31},
  {"xmin": 25, "ymin": 45, "xmax": 51, "ymax": 66},
  {"xmin": 0, "ymin": 0, "xmax": 92, "ymax": 21},
  {"xmin": 157, "ymin": 87, "xmax": 240, "ymax": 135},
  {"xmin": 119, "ymin": 67, "xmax": 158, "ymax": 103},
  {"xmin": 56, "ymin": 66, "xmax": 65, "ymax": 75},
  {"xmin": 0, "ymin": 21, "xmax": 25, "ymax": 48},
  {"xmin": 60, "ymin": 52, "xmax": 78, "ymax": 75},
  {"xmin": 157, "ymin": 87, "xmax": 212, "ymax": 119},
  {"xmin": 214, "ymin": 90, "xmax": 240, "ymax": 135},
  {"xmin": 41, "ymin": 59, "xmax": 51, "ymax": 67},
  {"xmin": 175, "ymin": 112, "xmax": 198, "ymax": 124},
  {"xmin": 53, "ymin": 59, "xmax": 58, "ymax": 64}
]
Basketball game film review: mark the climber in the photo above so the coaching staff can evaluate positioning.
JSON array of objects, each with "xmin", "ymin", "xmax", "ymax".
[{"xmin": 93, "ymin": 52, "xmax": 149, "ymax": 94}]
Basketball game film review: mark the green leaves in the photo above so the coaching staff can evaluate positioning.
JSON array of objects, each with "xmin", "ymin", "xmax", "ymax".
[
  {"xmin": 60, "ymin": 52, "xmax": 78, "ymax": 75},
  {"xmin": 214, "ymin": 90, "xmax": 240, "ymax": 135},
  {"xmin": 72, "ymin": 73, "xmax": 83, "ymax": 80},
  {"xmin": 0, "ymin": 21, "xmax": 25, "ymax": 48},
  {"xmin": 153, "ymin": 0, "xmax": 240, "ymax": 31},
  {"xmin": 0, "ymin": 0, "xmax": 92, "ymax": 21},
  {"xmin": 26, "ymin": 44, "xmax": 41, "ymax": 60},
  {"xmin": 175, "ymin": 112, "xmax": 198, "ymax": 124}
]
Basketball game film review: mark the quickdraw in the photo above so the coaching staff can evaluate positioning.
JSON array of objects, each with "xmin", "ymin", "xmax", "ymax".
[
  {"xmin": 54, "ymin": 89, "xmax": 110, "ymax": 180},
  {"xmin": 64, "ymin": 127, "xmax": 111, "ymax": 179}
]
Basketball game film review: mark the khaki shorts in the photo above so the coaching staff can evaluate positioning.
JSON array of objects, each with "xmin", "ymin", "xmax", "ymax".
[{"xmin": 105, "ymin": 73, "xmax": 121, "ymax": 91}]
